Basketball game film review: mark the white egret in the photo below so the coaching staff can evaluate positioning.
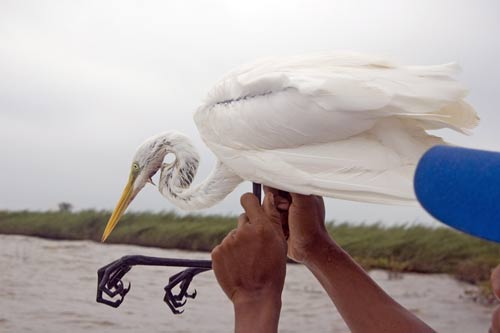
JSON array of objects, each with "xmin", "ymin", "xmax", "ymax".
[{"xmin": 102, "ymin": 52, "xmax": 478, "ymax": 241}]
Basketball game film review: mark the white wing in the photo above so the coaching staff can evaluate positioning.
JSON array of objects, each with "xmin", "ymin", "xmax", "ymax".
[{"xmin": 194, "ymin": 52, "xmax": 479, "ymax": 204}]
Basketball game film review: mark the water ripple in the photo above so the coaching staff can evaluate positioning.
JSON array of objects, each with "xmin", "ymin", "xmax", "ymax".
[{"xmin": 0, "ymin": 234, "xmax": 493, "ymax": 333}]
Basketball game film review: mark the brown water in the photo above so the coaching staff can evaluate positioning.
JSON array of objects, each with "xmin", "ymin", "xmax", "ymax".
[{"xmin": 0, "ymin": 235, "xmax": 493, "ymax": 332}]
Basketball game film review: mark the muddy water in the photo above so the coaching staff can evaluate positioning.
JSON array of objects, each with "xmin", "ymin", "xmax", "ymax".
[{"xmin": 0, "ymin": 235, "xmax": 493, "ymax": 332}]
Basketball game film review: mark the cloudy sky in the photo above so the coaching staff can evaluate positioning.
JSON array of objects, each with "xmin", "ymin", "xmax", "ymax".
[{"xmin": 1, "ymin": 0, "xmax": 499, "ymax": 225}]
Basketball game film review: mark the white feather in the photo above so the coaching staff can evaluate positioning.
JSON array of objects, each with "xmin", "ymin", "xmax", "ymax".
[{"xmin": 191, "ymin": 52, "xmax": 479, "ymax": 207}]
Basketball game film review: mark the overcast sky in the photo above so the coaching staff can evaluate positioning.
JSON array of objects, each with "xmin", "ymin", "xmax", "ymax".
[{"xmin": 1, "ymin": 0, "xmax": 499, "ymax": 225}]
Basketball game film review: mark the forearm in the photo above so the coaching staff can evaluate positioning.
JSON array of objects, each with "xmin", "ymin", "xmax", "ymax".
[
  {"xmin": 305, "ymin": 236, "xmax": 435, "ymax": 333},
  {"xmin": 233, "ymin": 296, "xmax": 281, "ymax": 333}
]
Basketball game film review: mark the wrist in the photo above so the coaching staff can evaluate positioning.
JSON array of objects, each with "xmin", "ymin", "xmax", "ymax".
[
  {"xmin": 233, "ymin": 293, "xmax": 282, "ymax": 333},
  {"xmin": 302, "ymin": 234, "xmax": 344, "ymax": 267}
]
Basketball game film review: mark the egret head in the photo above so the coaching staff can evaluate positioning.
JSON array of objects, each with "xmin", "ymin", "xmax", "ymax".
[{"xmin": 101, "ymin": 135, "xmax": 170, "ymax": 242}]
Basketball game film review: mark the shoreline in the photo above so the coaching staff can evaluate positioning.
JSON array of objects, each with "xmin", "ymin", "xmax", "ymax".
[{"xmin": 1, "ymin": 209, "xmax": 500, "ymax": 297}]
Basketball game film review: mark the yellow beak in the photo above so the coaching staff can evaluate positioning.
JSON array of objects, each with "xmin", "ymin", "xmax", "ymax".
[{"xmin": 101, "ymin": 176, "xmax": 135, "ymax": 242}]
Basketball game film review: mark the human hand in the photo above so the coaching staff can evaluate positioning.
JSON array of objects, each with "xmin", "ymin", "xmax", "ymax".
[
  {"xmin": 263, "ymin": 187, "xmax": 332, "ymax": 264},
  {"xmin": 211, "ymin": 192, "xmax": 287, "ymax": 332}
]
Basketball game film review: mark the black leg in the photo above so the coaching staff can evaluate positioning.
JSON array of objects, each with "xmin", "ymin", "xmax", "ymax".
[
  {"xmin": 98, "ymin": 185, "xmax": 262, "ymax": 313},
  {"xmin": 253, "ymin": 182, "xmax": 262, "ymax": 203},
  {"xmin": 96, "ymin": 255, "xmax": 212, "ymax": 313}
]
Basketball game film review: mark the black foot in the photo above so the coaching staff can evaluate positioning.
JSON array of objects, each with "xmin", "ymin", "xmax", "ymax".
[
  {"xmin": 96, "ymin": 257, "xmax": 133, "ymax": 307},
  {"xmin": 96, "ymin": 255, "xmax": 212, "ymax": 313},
  {"xmin": 164, "ymin": 267, "xmax": 210, "ymax": 314},
  {"xmin": 253, "ymin": 182, "xmax": 262, "ymax": 202}
]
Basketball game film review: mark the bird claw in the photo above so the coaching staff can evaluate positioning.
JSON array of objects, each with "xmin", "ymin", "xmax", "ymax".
[
  {"xmin": 96, "ymin": 255, "xmax": 212, "ymax": 314},
  {"xmin": 163, "ymin": 267, "xmax": 207, "ymax": 314},
  {"xmin": 96, "ymin": 257, "xmax": 133, "ymax": 308}
]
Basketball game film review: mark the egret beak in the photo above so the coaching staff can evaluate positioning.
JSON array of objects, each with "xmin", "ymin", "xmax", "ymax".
[{"xmin": 101, "ymin": 175, "xmax": 136, "ymax": 242}]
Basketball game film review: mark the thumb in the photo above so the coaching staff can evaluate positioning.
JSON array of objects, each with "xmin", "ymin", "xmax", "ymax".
[
  {"xmin": 240, "ymin": 192, "xmax": 263, "ymax": 221},
  {"xmin": 262, "ymin": 193, "xmax": 282, "ymax": 228}
]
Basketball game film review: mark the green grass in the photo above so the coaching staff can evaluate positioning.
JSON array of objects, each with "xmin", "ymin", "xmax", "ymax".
[
  {"xmin": 0, "ymin": 210, "xmax": 235, "ymax": 251},
  {"xmin": 1, "ymin": 210, "xmax": 500, "ymax": 290}
]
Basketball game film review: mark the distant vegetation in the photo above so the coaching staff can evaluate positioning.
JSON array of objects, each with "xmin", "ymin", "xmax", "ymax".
[
  {"xmin": 1, "ymin": 210, "xmax": 500, "ymax": 297},
  {"xmin": 57, "ymin": 202, "xmax": 73, "ymax": 213}
]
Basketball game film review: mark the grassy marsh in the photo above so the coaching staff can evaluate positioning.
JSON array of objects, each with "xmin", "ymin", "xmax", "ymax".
[{"xmin": 1, "ymin": 210, "xmax": 499, "ymax": 294}]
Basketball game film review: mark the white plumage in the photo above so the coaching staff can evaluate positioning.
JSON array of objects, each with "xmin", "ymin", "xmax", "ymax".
[
  {"xmin": 102, "ymin": 52, "xmax": 478, "ymax": 240},
  {"xmin": 194, "ymin": 52, "xmax": 477, "ymax": 205}
]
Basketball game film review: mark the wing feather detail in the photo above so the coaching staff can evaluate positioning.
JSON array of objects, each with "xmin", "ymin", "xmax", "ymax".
[
  {"xmin": 209, "ymin": 119, "xmax": 444, "ymax": 204},
  {"xmin": 193, "ymin": 52, "xmax": 478, "ymax": 205}
]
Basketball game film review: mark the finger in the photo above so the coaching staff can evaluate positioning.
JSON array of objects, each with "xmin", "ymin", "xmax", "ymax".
[
  {"xmin": 240, "ymin": 192, "xmax": 265, "ymax": 222},
  {"xmin": 290, "ymin": 192, "xmax": 315, "ymax": 208},
  {"xmin": 211, "ymin": 244, "xmax": 223, "ymax": 262},
  {"xmin": 263, "ymin": 186, "xmax": 280, "ymax": 195},
  {"xmin": 237, "ymin": 213, "xmax": 250, "ymax": 228},
  {"xmin": 229, "ymin": 229, "xmax": 238, "ymax": 239},
  {"xmin": 262, "ymin": 187, "xmax": 290, "ymax": 229},
  {"xmin": 276, "ymin": 195, "xmax": 291, "ymax": 211},
  {"xmin": 211, "ymin": 245, "xmax": 226, "ymax": 283},
  {"xmin": 262, "ymin": 193, "xmax": 281, "ymax": 227},
  {"xmin": 220, "ymin": 229, "xmax": 237, "ymax": 245},
  {"xmin": 263, "ymin": 186, "xmax": 291, "ymax": 211}
]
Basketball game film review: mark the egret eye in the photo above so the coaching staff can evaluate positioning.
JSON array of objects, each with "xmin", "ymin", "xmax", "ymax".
[
  {"xmin": 132, "ymin": 163, "xmax": 140, "ymax": 172},
  {"xmin": 164, "ymin": 153, "xmax": 176, "ymax": 164}
]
